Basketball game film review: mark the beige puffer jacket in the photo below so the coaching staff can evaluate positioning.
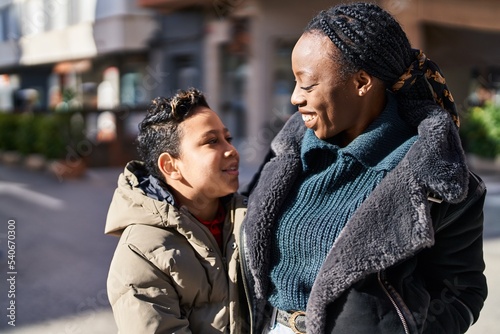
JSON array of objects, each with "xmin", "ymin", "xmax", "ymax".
[{"xmin": 105, "ymin": 161, "xmax": 248, "ymax": 333}]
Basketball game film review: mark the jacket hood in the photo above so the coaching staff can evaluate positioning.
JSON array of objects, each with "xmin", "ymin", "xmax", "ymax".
[{"xmin": 104, "ymin": 161, "xmax": 180, "ymax": 236}]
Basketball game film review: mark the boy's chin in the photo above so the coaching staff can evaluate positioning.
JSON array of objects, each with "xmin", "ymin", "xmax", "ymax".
[{"xmin": 222, "ymin": 186, "xmax": 239, "ymax": 196}]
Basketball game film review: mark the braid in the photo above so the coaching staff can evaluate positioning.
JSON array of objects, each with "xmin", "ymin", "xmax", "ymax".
[
  {"xmin": 305, "ymin": 3, "xmax": 458, "ymax": 126},
  {"xmin": 137, "ymin": 88, "xmax": 210, "ymax": 180},
  {"xmin": 392, "ymin": 50, "xmax": 459, "ymax": 127},
  {"xmin": 307, "ymin": 3, "xmax": 414, "ymax": 86}
]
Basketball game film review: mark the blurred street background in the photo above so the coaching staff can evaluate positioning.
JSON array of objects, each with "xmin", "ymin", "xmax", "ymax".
[{"xmin": 1, "ymin": 0, "xmax": 500, "ymax": 332}]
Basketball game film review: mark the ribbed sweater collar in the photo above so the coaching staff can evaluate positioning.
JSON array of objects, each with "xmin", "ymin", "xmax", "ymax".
[{"xmin": 301, "ymin": 93, "xmax": 417, "ymax": 172}]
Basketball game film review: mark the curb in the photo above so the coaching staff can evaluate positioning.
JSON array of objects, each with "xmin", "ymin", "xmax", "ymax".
[{"xmin": 0, "ymin": 150, "xmax": 87, "ymax": 180}]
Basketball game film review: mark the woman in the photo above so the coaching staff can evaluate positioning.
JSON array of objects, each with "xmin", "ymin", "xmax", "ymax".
[
  {"xmin": 105, "ymin": 88, "xmax": 248, "ymax": 333},
  {"xmin": 241, "ymin": 3, "xmax": 487, "ymax": 334}
]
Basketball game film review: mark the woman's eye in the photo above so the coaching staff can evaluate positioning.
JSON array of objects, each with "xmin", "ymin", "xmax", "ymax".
[
  {"xmin": 226, "ymin": 136, "xmax": 233, "ymax": 143},
  {"xmin": 301, "ymin": 84, "xmax": 315, "ymax": 91}
]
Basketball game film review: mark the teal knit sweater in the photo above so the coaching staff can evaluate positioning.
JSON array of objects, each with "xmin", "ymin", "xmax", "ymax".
[{"xmin": 268, "ymin": 97, "xmax": 417, "ymax": 311}]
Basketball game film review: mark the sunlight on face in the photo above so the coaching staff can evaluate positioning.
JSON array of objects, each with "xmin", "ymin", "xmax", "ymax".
[
  {"xmin": 175, "ymin": 107, "xmax": 240, "ymax": 201},
  {"xmin": 290, "ymin": 33, "xmax": 363, "ymax": 142}
]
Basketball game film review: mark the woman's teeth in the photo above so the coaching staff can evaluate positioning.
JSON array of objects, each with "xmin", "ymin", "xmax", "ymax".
[{"xmin": 302, "ymin": 114, "xmax": 317, "ymax": 122}]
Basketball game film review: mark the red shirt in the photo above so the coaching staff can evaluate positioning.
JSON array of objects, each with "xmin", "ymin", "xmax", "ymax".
[{"xmin": 196, "ymin": 203, "xmax": 225, "ymax": 250}]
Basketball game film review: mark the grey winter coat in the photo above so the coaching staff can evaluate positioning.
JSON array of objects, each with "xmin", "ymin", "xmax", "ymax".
[{"xmin": 241, "ymin": 108, "xmax": 487, "ymax": 334}]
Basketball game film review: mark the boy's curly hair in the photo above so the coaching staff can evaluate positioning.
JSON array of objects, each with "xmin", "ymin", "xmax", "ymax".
[{"xmin": 137, "ymin": 88, "xmax": 210, "ymax": 180}]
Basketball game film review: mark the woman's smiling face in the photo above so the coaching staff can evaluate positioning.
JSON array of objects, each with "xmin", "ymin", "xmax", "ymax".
[{"xmin": 290, "ymin": 32, "xmax": 364, "ymax": 143}]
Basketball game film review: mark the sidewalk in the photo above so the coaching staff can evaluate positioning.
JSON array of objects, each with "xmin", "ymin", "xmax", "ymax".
[
  {"xmin": 467, "ymin": 171, "xmax": 500, "ymax": 333},
  {"xmin": 467, "ymin": 237, "xmax": 500, "ymax": 333},
  {"xmin": 2, "ymin": 309, "xmax": 117, "ymax": 334}
]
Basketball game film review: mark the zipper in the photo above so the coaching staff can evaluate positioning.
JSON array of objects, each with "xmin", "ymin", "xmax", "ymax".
[
  {"xmin": 378, "ymin": 271, "xmax": 410, "ymax": 334},
  {"xmin": 224, "ymin": 197, "xmax": 236, "ymax": 253},
  {"xmin": 455, "ymin": 297, "xmax": 474, "ymax": 327},
  {"xmin": 180, "ymin": 206, "xmax": 223, "ymax": 259},
  {"xmin": 221, "ymin": 198, "xmax": 236, "ymax": 272},
  {"xmin": 239, "ymin": 229, "xmax": 255, "ymax": 334}
]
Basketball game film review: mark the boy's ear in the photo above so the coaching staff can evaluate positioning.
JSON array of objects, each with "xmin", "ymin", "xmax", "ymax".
[{"xmin": 158, "ymin": 153, "xmax": 182, "ymax": 180}]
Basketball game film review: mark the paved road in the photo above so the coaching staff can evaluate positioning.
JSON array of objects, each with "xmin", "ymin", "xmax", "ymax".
[
  {"xmin": 0, "ymin": 164, "xmax": 498, "ymax": 333},
  {"xmin": 0, "ymin": 165, "xmax": 122, "ymax": 333}
]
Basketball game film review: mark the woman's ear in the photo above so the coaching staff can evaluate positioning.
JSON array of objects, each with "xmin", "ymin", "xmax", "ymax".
[
  {"xmin": 158, "ymin": 153, "xmax": 182, "ymax": 181},
  {"xmin": 354, "ymin": 70, "xmax": 374, "ymax": 96}
]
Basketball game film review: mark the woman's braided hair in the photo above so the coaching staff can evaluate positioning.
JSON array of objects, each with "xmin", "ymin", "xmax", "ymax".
[
  {"xmin": 305, "ymin": 2, "xmax": 459, "ymax": 127},
  {"xmin": 137, "ymin": 88, "xmax": 210, "ymax": 180},
  {"xmin": 305, "ymin": 2, "xmax": 413, "ymax": 86}
]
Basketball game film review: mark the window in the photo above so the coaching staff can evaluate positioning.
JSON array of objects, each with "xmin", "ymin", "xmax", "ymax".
[
  {"xmin": 6, "ymin": 4, "xmax": 21, "ymax": 40},
  {"xmin": 0, "ymin": 7, "xmax": 6, "ymax": 41},
  {"xmin": 44, "ymin": 0, "xmax": 69, "ymax": 31},
  {"xmin": 69, "ymin": 0, "xmax": 96, "ymax": 25},
  {"xmin": 22, "ymin": 0, "xmax": 45, "ymax": 35},
  {"xmin": 172, "ymin": 55, "xmax": 199, "ymax": 90}
]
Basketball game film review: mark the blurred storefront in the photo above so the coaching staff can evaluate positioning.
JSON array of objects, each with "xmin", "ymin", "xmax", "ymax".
[
  {"xmin": 0, "ymin": 0, "xmax": 157, "ymax": 166},
  {"xmin": 137, "ymin": 0, "xmax": 500, "ymax": 165},
  {"xmin": 1, "ymin": 0, "xmax": 500, "ymax": 168}
]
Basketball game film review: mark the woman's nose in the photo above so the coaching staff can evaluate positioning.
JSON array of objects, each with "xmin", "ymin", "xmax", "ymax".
[{"xmin": 290, "ymin": 85, "xmax": 304, "ymax": 106}]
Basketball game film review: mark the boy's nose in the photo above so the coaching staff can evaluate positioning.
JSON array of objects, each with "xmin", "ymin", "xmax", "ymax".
[{"xmin": 224, "ymin": 149, "xmax": 237, "ymax": 158}]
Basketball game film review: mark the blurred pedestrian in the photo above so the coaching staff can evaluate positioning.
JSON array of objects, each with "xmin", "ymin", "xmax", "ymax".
[
  {"xmin": 105, "ymin": 88, "xmax": 248, "ymax": 333},
  {"xmin": 241, "ymin": 3, "xmax": 487, "ymax": 333}
]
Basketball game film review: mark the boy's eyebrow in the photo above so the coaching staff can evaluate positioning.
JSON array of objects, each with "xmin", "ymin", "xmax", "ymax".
[
  {"xmin": 199, "ymin": 128, "xmax": 230, "ymax": 138},
  {"xmin": 201, "ymin": 128, "xmax": 229, "ymax": 138}
]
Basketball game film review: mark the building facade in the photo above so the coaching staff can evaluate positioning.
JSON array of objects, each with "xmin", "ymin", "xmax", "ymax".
[
  {"xmin": 0, "ymin": 0, "xmax": 158, "ymax": 112},
  {"xmin": 2, "ymin": 0, "xmax": 500, "ymax": 167},
  {"xmin": 138, "ymin": 0, "xmax": 500, "ymax": 167},
  {"xmin": 0, "ymin": 0, "xmax": 159, "ymax": 165}
]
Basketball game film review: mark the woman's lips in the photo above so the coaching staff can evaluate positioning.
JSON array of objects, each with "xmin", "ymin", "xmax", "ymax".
[{"xmin": 301, "ymin": 113, "xmax": 318, "ymax": 127}]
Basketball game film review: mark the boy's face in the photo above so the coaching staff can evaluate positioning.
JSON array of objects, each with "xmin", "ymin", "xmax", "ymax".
[{"xmin": 174, "ymin": 107, "xmax": 239, "ymax": 201}]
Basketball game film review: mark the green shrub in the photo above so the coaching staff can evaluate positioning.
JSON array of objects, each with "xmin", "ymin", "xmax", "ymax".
[
  {"xmin": 460, "ymin": 103, "xmax": 500, "ymax": 159},
  {"xmin": 0, "ymin": 112, "xmax": 86, "ymax": 160},
  {"xmin": 16, "ymin": 114, "xmax": 41, "ymax": 155},
  {"xmin": 0, "ymin": 113, "xmax": 20, "ymax": 151},
  {"xmin": 36, "ymin": 115, "xmax": 67, "ymax": 159},
  {"xmin": 39, "ymin": 112, "xmax": 86, "ymax": 160}
]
